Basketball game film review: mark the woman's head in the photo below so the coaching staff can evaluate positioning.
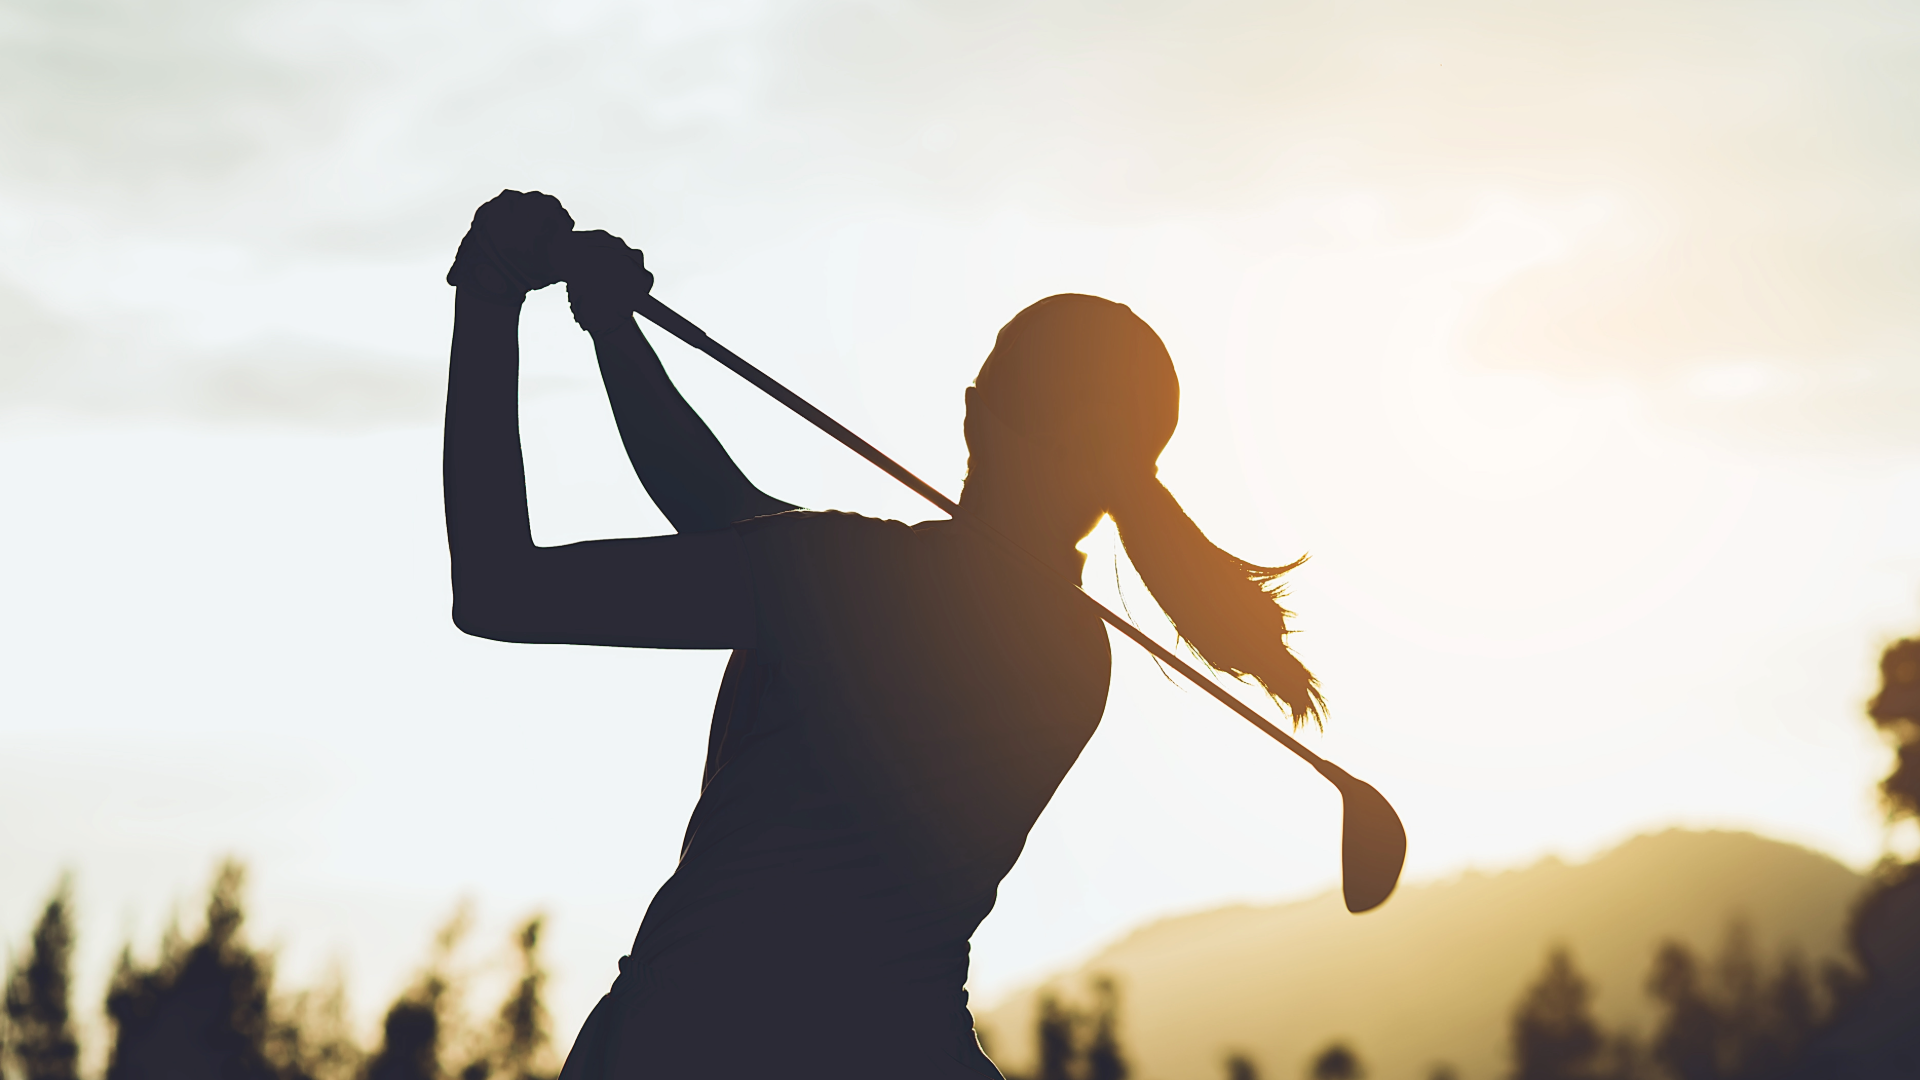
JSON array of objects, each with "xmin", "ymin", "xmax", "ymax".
[
  {"xmin": 972, "ymin": 294, "xmax": 1179, "ymax": 478},
  {"xmin": 964, "ymin": 294, "xmax": 1324, "ymax": 727}
]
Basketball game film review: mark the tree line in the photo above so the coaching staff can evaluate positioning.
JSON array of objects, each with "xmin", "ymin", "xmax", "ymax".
[
  {"xmin": 1, "ymin": 863, "xmax": 556, "ymax": 1080},
  {"xmin": 983, "ymin": 902, "xmax": 1893, "ymax": 1080},
  {"xmin": 986, "ymin": 633, "xmax": 1920, "ymax": 1080},
  {"xmin": 8, "ymin": 636, "xmax": 1917, "ymax": 1080}
]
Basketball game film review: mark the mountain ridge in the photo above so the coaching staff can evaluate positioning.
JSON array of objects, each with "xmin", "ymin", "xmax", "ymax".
[{"xmin": 976, "ymin": 829, "xmax": 1865, "ymax": 1080}]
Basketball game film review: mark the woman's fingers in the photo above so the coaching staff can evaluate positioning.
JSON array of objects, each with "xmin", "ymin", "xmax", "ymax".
[
  {"xmin": 554, "ymin": 230, "xmax": 655, "ymax": 332},
  {"xmin": 451, "ymin": 190, "xmax": 576, "ymax": 295}
]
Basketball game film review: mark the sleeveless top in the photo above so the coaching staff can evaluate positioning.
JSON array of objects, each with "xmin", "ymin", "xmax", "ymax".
[{"xmin": 560, "ymin": 511, "xmax": 1111, "ymax": 1079}]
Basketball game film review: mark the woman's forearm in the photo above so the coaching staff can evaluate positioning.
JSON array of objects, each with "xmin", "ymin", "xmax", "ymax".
[
  {"xmin": 589, "ymin": 318, "xmax": 794, "ymax": 533},
  {"xmin": 443, "ymin": 287, "xmax": 536, "ymax": 624}
]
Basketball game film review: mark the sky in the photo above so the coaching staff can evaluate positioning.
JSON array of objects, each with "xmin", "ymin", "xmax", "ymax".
[{"xmin": 4, "ymin": 0, "xmax": 1920, "ymax": 1056}]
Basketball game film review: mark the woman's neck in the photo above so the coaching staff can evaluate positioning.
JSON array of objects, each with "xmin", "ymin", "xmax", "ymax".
[{"xmin": 955, "ymin": 472, "xmax": 1097, "ymax": 582}]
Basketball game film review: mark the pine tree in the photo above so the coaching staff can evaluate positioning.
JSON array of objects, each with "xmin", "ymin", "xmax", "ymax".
[
  {"xmin": 4, "ymin": 876, "xmax": 80, "ymax": 1080},
  {"xmin": 1647, "ymin": 941, "xmax": 1720, "ymax": 1080},
  {"xmin": 482, "ymin": 917, "xmax": 554, "ymax": 1080},
  {"xmin": 1083, "ymin": 977, "xmax": 1128, "ymax": 1080},
  {"xmin": 1760, "ymin": 951, "xmax": 1818, "ymax": 1064},
  {"xmin": 1714, "ymin": 921, "xmax": 1767, "ymax": 1079},
  {"xmin": 1510, "ymin": 946, "xmax": 1603, "ymax": 1080},
  {"xmin": 105, "ymin": 860, "xmax": 279, "ymax": 1080},
  {"xmin": 1035, "ymin": 992, "xmax": 1078, "ymax": 1080},
  {"xmin": 365, "ymin": 905, "xmax": 473, "ymax": 1080}
]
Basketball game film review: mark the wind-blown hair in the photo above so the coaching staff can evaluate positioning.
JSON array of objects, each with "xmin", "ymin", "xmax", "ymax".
[{"xmin": 972, "ymin": 294, "xmax": 1324, "ymax": 727}]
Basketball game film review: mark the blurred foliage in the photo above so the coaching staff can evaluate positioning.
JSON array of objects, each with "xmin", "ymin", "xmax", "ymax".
[
  {"xmin": 1867, "ymin": 637, "xmax": 1920, "ymax": 824},
  {"xmin": 1504, "ymin": 925, "xmax": 1840, "ymax": 1080},
  {"xmin": 10, "ymin": 630, "xmax": 1920, "ymax": 1079},
  {"xmin": 1509, "ymin": 947, "xmax": 1603, "ymax": 1080},
  {"xmin": 1222, "ymin": 1051, "xmax": 1259, "ymax": 1080},
  {"xmin": 4, "ymin": 876, "xmax": 80, "ymax": 1080},
  {"xmin": 104, "ymin": 860, "xmax": 278, "ymax": 1080},
  {"xmin": 1308, "ymin": 1041, "xmax": 1364, "ymax": 1079},
  {"xmin": 10, "ymin": 863, "xmax": 555, "ymax": 1080},
  {"xmin": 1782, "ymin": 635, "xmax": 1920, "ymax": 1076},
  {"xmin": 1008, "ymin": 976, "xmax": 1133, "ymax": 1080}
]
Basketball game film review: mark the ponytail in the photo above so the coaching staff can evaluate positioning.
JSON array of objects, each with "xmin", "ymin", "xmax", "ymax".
[
  {"xmin": 1110, "ymin": 475, "xmax": 1323, "ymax": 729},
  {"xmin": 970, "ymin": 292, "xmax": 1323, "ymax": 728}
]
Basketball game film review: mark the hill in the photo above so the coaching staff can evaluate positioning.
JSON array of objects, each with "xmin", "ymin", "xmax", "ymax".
[{"xmin": 974, "ymin": 830, "xmax": 1864, "ymax": 1080}]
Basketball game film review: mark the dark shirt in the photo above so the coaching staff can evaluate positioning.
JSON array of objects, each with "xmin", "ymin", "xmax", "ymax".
[
  {"xmin": 580, "ymin": 511, "xmax": 1110, "ymax": 1079},
  {"xmin": 443, "ymin": 290, "xmax": 1108, "ymax": 1077}
]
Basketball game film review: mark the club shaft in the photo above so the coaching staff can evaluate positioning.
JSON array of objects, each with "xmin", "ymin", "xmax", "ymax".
[{"xmin": 632, "ymin": 295, "xmax": 1329, "ymax": 775}]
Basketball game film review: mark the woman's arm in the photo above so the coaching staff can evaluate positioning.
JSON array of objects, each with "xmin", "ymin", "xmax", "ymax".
[
  {"xmin": 558, "ymin": 231, "xmax": 795, "ymax": 532},
  {"xmin": 443, "ymin": 213, "xmax": 755, "ymax": 649}
]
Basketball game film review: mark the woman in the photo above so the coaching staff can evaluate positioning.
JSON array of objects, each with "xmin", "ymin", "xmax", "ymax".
[{"xmin": 443, "ymin": 190, "xmax": 1320, "ymax": 1079}]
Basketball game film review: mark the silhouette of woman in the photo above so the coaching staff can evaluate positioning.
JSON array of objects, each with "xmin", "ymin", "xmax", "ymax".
[{"xmin": 443, "ymin": 190, "xmax": 1320, "ymax": 1079}]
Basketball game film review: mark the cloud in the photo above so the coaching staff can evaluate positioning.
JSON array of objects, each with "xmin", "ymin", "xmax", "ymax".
[
  {"xmin": 1, "ymin": 0, "xmax": 1916, "ymax": 435},
  {"xmin": 0, "ymin": 278, "xmax": 440, "ymax": 427},
  {"xmin": 768, "ymin": 1, "xmax": 1920, "ymax": 381}
]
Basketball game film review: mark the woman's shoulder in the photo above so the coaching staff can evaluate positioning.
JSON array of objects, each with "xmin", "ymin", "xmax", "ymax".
[
  {"xmin": 733, "ymin": 509, "xmax": 935, "ymax": 575},
  {"xmin": 735, "ymin": 508, "xmax": 919, "ymax": 543},
  {"xmin": 731, "ymin": 511, "xmax": 945, "ymax": 645}
]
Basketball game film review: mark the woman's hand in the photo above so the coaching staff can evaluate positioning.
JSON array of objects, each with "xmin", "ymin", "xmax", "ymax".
[
  {"xmin": 551, "ymin": 229, "xmax": 655, "ymax": 332},
  {"xmin": 446, "ymin": 189, "xmax": 576, "ymax": 301}
]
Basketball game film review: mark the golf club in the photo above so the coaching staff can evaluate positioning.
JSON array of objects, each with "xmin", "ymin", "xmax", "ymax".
[{"xmin": 628, "ymin": 292, "xmax": 1408, "ymax": 914}]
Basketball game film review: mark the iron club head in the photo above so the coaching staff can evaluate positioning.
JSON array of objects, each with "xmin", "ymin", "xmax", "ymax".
[{"xmin": 1313, "ymin": 760, "xmax": 1408, "ymax": 913}]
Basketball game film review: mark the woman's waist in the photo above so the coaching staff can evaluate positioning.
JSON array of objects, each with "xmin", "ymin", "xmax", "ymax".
[
  {"xmin": 588, "ymin": 950, "xmax": 992, "ymax": 1079},
  {"xmin": 634, "ymin": 859, "xmax": 987, "ymax": 974},
  {"xmin": 636, "ymin": 877, "xmax": 985, "ymax": 965}
]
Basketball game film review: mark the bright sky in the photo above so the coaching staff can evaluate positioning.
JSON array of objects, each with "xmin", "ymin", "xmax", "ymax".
[{"xmin": 4, "ymin": 0, "xmax": 1920, "ymax": 1056}]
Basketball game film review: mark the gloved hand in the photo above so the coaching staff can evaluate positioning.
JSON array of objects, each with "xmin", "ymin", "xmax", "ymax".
[
  {"xmin": 446, "ymin": 189, "xmax": 576, "ymax": 300},
  {"xmin": 550, "ymin": 229, "xmax": 655, "ymax": 333}
]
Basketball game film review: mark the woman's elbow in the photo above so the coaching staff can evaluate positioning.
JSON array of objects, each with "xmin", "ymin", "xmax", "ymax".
[
  {"xmin": 451, "ymin": 602, "xmax": 499, "ymax": 641},
  {"xmin": 450, "ymin": 594, "xmax": 529, "ymax": 642}
]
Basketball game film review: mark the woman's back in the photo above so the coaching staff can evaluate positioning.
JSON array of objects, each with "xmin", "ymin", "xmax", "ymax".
[{"xmin": 602, "ymin": 511, "xmax": 1110, "ymax": 1078}]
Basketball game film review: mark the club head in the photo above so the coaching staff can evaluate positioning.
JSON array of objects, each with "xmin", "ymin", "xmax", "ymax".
[{"xmin": 1313, "ymin": 760, "xmax": 1408, "ymax": 913}]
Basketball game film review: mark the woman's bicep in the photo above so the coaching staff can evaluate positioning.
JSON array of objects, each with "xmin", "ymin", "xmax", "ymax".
[{"xmin": 452, "ymin": 529, "xmax": 755, "ymax": 649}]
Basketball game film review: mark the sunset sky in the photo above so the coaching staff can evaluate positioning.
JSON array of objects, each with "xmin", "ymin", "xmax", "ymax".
[{"xmin": 4, "ymin": 0, "xmax": 1919, "ymax": 1051}]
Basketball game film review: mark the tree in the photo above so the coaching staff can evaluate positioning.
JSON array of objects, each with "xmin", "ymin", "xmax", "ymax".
[
  {"xmin": 268, "ymin": 969, "xmax": 362, "ymax": 1080},
  {"xmin": 106, "ymin": 860, "xmax": 279, "ymax": 1080},
  {"xmin": 1647, "ymin": 941, "xmax": 1720, "ymax": 1080},
  {"xmin": 1035, "ymin": 992, "xmax": 1078, "ymax": 1080},
  {"xmin": 1782, "ymin": 635, "xmax": 1920, "ymax": 1076},
  {"xmin": 1083, "ymin": 977, "xmax": 1128, "ymax": 1080},
  {"xmin": 366, "ymin": 986, "xmax": 444, "ymax": 1080},
  {"xmin": 1763, "ymin": 951, "xmax": 1818, "ymax": 1060},
  {"xmin": 1308, "ymin": 1041, "xmax": 1363, "ymax": 1080},
  {"xmin": 475, "ymin": 916, "xmax": 555, "ymax": 1080},
  {"xmin": 1867, "ymin": 637, "xmax": 1920, "ymax": 821},
  {"xmin": 1713, "ymin": 922, "xmax": 1767, "ymax": 1079},
  {"xmin": 1020, "ymin": 976, "xmax": 1131, "ymax": 1080},
  {"xmin": 1510, "ymin": 946, "xmax": 1603, "ymax": 1080},
  {"xmin": 365, "ymin": 906, "xmax": 471, "ymax": 1080},
  {"xmin": 5, "ymin": 876, "xmax": 80, "ymax": 1080}
]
